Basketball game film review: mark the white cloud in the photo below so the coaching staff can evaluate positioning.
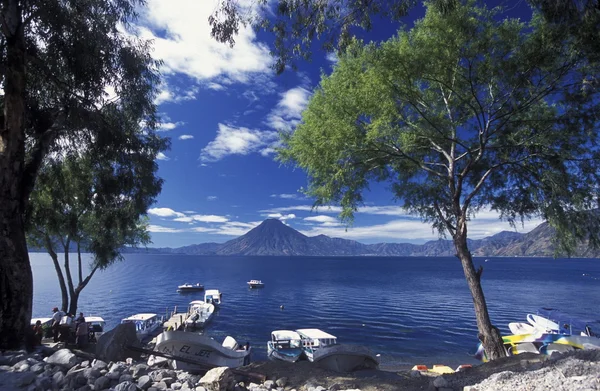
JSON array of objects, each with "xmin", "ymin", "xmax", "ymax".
[
  {"xmin": 266, "ymin": 86, "xmax": 312, "ymax": 131},
  {"xmin": 155, "ymin": 83, "xmax": 199, "ymax": 105},
  {"xmin": 148, "ymin": 207, "xmax": 185, "ymax": 218},
  {"xmin": 135, "ymin": 0, "xmax": 271, "ymax": 84},
  {"xmin": 156, "ymin": 152, "xmax": 170, "ymax": 161},
  {"xmin": 325, "ymin": 52, "xmax": 339, "ymax": 63},
  {"xmin": 270, "ymin": 193, "xmax": 302, "ymax": 199},
  {"xmin": 207, "ymin": 196, "xmax": 218, "ymax": 201},
  {"xmin": 157, "ymin": 121, "xmax": 185, "ymax": 131},
  {"xmin": 148, "ymin": 225, "xmax": 185, "ymax": 233},
  {"xmin": 200, "ymin": 123, "xmax": 279, "ymax": 162},
  {"xmin": 179, "ymin": 134, "xmax": 194, "ymax": 140},
  {"xmin": 304, "ymin": 215, "xmax": 338, "ymax": 223},
  {"xmin": 207, "ymin": 82, "xmax": 225, "ymax": 91},
  {"xmin": 266, "ymin": 213, "xmax": 296, "ymax": 221}
]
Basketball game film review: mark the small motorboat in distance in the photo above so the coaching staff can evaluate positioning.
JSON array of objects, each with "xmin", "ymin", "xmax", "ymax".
[
  {"xmin": 267, "ymin": 330, "xmax": 303, "ymax": 362},
  {"xmin": 177, "ymin": 283, "xmax": 204, "ymax": 292},
  {"xmin": 247, "ymin": 279, "xmax": 265, "ymax": 289}
]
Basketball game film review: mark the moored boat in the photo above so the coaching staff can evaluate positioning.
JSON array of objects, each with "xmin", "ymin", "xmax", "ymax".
[
  {"xmin": 177, "ymin": 283, "xmax": 204, "ymax": 292},
  {"xmin": 148, "ymin": 330, "xmax": 251, "ymax": 372},
  {"xmin": 296, "ymin": 328, "xmax": 379, "ymax": 372},
  {"xmin": 247, "ymin": 280, "xmax": 265, "ymax": 289},
  {"xmin": 121, "ymin": 313, "xmax": 163, "ymax": 341},
  {"xmin": 86, "ymin": 316, "xmax": 106, "ymax": 343},
  {"xmin": 204, "ymin": 289, "xmax": 222, "ymax": 307},
  {"xmin": 184, "ymin": 300, "xmax": 215, "ymax": 329},
  {"xmin": 267, "ymin": 330, "xmax": 303, "ymax": 362}
]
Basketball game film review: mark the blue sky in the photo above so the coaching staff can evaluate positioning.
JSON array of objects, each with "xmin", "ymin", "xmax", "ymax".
[{"xmin": 132, "ymin": 0, "xmax": 543, "ymax": 248}]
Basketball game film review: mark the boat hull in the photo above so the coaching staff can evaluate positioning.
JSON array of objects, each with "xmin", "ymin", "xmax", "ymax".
[
  {"xmin": 267, "ymin": 341, "xmax": 303, "ymax": 363},
  {"xmin": 151, "ymin": 331, "xmax": 250, "ymax": 372},
  {"xmin": 305, "ymin": 344, "xmax": 379, "ymax": 372}
]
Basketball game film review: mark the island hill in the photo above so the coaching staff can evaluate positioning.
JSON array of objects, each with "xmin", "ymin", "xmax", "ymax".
[{"xmin": 126, "ymin": 218, "xmax": 599, "ymax": 258}]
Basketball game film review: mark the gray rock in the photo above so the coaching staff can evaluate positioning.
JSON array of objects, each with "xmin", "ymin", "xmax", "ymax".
[
  {"xmin": 108, "ymin": 369, "xmax": 123, "ymax": 380},
  {"xmin": 275, "ymin": 378, "xmax": 287, "ymax": 388},
  {"xmin": 120, "ymin": 373, "xmax": 134, "ymax": 383},
  {"xmin": 0, "ymin": 371, "xmax": 37, "ymax": 388},
  {"xmin": 67, "ymin": 363, "xmax": 83, "ymax": 374},
  {"xmin": 83, "ymin": 367, "xmax": 102, "ymax": 380},
  {"xmin": 172, "ymin": 382, "xmax": 183, "ymax": 390},
  {"xmin": 115, "ymin": 380, "xmax": 139, "ymax": 391},
  {"xmin": 410, "ymin": 370, "xmax": 422, "ymax": 378},
  {"xmin": 153, "ymin": 380, "xmax": 168, "ymax": 390},
  {"xmin": 162, "ymin": 377, "xmax": 175, "ymax": 386},
  {"xmin": 195, "ymin": 387, "xmax": 208, "ymax": 391},
  {"xmin": 30, "ymin": 362, "xmax": 45, "ymax": 374},
  {"xmin": 92, "ymin": 359, "xmax": 109, "ymax": 370},
  {"xmin": 96, "ymin": 323, "xmax": 141, "ymax": 363},
  {"xmin": 263, "ymin": 380, "xmax": 275, "ymax": 389},
  {"xmin": 53, "ymin": 370, "xmax": 66, "ymax": 386},
  {"xmin": 94, "ymin": 375, "xmax": 111, "ymax": 390},
  {"xmin": 0, "ymin": 355, "xmax": 10, "ymax": 366},
  {"xmin": 36, "ymin": 375, "xmax": 53, "ymax": 390},
  {"xmin": 76, "ymin": 385, "xmax": 92, "ymax": 391},
  {"xmin": 198, "ymin": 367, "xmax": 236, "ymax": 391},
  {"xmin": 138, "ymin": 375, "xmax": 153, "ymax": 390},
  {"xmin": 132, "ymin": 363, "xmax": 150, "ymax": 377},
  {"xmin": 81, "ymin": 360, "xmax": 90, "ymax": 368},
  {"xmin": 433, "ymin": 376, "xmax": 449, "ymax": 388},
  {"xmin": 46, "ymin": 349, "xmax": 79, "ymax": 369},
  {"xmin": 12, "ymin": 359, "xmax": 30, "ymax": 372}
]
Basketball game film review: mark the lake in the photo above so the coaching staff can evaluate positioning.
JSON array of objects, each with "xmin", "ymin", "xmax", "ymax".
[{"xmin": 30, "ymin": 253, "xmax": 600, "ymax": 369}]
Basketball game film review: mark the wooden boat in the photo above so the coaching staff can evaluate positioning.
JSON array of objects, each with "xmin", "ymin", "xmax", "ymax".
[
  {"xmin": 247, "ymin": 280, "xmax": 265, "ymax": 288},
  {"xmin": 184, "ymin": 300, "xmax": 215, "ymax": 329},
  {"xmin": 177, "ymin": 283, "xmax": 204, "ymax": 292},
  {"xmin": 148, "ymin": 330, "xmax": 250, "ymax": 372},
  {"xmin": 267, "ymin": 330, "xmax": 303, "ymax": 362},
  {"xmin": 204, "ymin": 289, "xmax": 222, "ymax": 308},
  {"xmin": 121, "ymin": 313, "xmax": 163, "ymax": 341},
  {"xmin": 296, "ymin": 328, "xmax": 379, "ymax": 372}
]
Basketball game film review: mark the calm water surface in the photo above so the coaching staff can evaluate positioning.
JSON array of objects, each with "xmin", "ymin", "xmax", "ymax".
[{"xmin": 30, "ymin": 254, "xmax": 600, "ymax": 369}]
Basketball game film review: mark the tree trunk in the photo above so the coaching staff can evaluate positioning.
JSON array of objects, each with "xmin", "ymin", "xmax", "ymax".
[
  {"xmin": 63, "ymin": 242, "xmax": 76, "ymax": 315},
  {"xmin": 453, "ymin": 231, "xmax": 507, "ymax": 360},
  {"xmin": 0, "ymin": 1, "xmax": 31, "ymax": 350},
  {"xmin": 45, "ymin": 236, "xmax": 69, "ymax": 312},
  {"xmin": 68, "ymin": 291, "xmax": 80, "ymax": 317}
]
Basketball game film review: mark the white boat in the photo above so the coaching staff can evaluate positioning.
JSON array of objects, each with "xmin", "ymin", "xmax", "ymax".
[
  {"xmin": 148, "ymin": 330, "xmax": 251, "ymax": 373},
  {"xmin": 247, "ymin": 280, "xmax": 265, "ymax": 289},
  {"xmin": 86, "ymin": 316, "xmax": 106, "ymax": 343},
  {"xmin": 177, "ymin": 283, "xmax": 204, "ymax": 292},
  {"xmin": 267, "ymin": 330, "xmax": 303, "ymax": 362},
  {"xmin": 184, "ymin": 300, "xmax": 215, "ymax": 329},
  {"xmin": 121, "ymin": 313, "xmax": 163, "ymax": 341},
  {"xmin": 296, "ymin": 328, "xmax": 379, "ymax": 372},
  {"xmin": 204, "ymin": 289, "xmax": 222, "ymax": 307},
  {"xmin": 508, "ymin": 322, "xmax": 537, "ymax": 335}
]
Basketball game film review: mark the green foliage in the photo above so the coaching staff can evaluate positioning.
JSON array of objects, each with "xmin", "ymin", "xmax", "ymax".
[{"xmin": 279, "ymin": 0, "xmax": 600, "ymax": 254}]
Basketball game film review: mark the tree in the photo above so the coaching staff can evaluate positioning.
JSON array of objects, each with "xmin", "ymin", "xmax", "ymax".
[
  {"xmin": 0, "ymin": 0, "xmax": 160, "ymax": 349},
  {"xmin": 278, "ymin": 1, "xmax": 600, "ymax": 359}
]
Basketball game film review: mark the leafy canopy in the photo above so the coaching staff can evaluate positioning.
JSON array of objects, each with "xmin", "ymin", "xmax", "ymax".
[{"xmin": 279, "ymin": 0, "xmax": 600, "ymax": 252}]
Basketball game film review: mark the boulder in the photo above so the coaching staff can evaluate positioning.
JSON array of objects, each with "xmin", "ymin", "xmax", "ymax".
[
  {"xmin": 83, "ymin": 367, "xmax": 102, "ymax": 381},
  {"xmin": 138, "ymin": 375, "xmax": 153, "ymax": 390},
  {"xmin": 198, "ymin": 367, "xmax": 236, "ymax": 391},
  {"xmin": 94, "ymin": 375, "xmax": 111, "ymax": 390},
  {"xmin": 120, "ymin": 373, "xmax": 134, "ymax": 383},
  {"xmin": 153, "ymin": 381, "xmax": 168, "ymax": 390},
  {"xmin": 52, "ymin": 370, "xmax": 66, "ymax": 387},
  {"xmin": 132, "ymin": 363, "xmax": 150, "ymax": 377},
  {"xmin": 36, "ymin": 375, "xmax": 53, "ymax": 390},
  {"xmin": 0, "ymin": 371, "xmax": 37, "ymax": 388},
  {"xmin": 75, "ymin": 385, "xmax": 92, "ymax": 391},
  {"xmin": 92, "ymin": 359, "xmax": 108, "ymax": 371},
  {"xmin": 433, "ymin": 376, "xmax": 449, "ymax": 388},
  {"xmin": 263, "ymin": 380, "xmax": 275, "ymax": 389},
  {"xmin": 275, "ymin": 378, "xmax": 287, "ymax": 388},
  {"xmin": 96, "ymin": 323, "xmax": 141, "ymax": 363},
  {"xmin": 115, "ymin": 380, "xmax": 139, "ymax": 391},
  {"xmin": 30, "ymin": 362, "xmax": 45, "ymax": 374},
  {"xmin": 46, "ymin": 349, "xmax": 79, "ymax": 369}
]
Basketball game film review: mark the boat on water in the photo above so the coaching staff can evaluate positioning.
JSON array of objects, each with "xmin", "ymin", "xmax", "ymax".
[
  {"xmin": 204, "ymin": 289, "xmax": 222, "ymax": 307},
  {"xmin": 86, "ymin": 316, "xmax": 106, "ymax": 343},
  {"xmin": 184, "ymin": 300, "xmax": 215, "ymax": 329},
  {"xmin": 247, "ymin": 279, "xmax": 265, "ymax": 289},
  {"xmin": 296, "ymin": 328, "xmax": 379, "ymax": 372},
  {"xmin": 267, "ymin": 330, "xmax": 303, "ymax": 362},
  {"xmin": 121, "ymin": 313, "xmax": 163, "ymax": 341},
  {"xmin": 177, "ymin": 283, "xmax": 204, "ymax": 292},
  {"xmin": 148, "ymin": 330, "xmax": 251, "ymax": 372}
]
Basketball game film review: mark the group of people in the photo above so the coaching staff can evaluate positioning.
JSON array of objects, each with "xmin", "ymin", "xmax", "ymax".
[{"xmin": 49, "ymin": 307, "xmax": 89, "ymax": 348}]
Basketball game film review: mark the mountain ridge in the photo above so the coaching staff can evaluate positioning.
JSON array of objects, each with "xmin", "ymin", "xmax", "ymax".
[{"xmin": 121, "ymin": 218, "xmax": 600, "ymax": 258}]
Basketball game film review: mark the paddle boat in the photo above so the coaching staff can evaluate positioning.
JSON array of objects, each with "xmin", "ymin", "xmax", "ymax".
[
  {"xmin": 204, "ymin": 289, "xmax": 222, "ymax": 308},
  {"xmin": 121, "ymin": 313, "xmax": 163, "ymax": 341},
  {"xmin": 148, "ymin": 331, "xmax": 251, "ymax": 373},
  {"xmin": 184, "ymin": 300, "xmax": 215, "ymax": 329},
  {"xmin": 247, "ymin": 279, "xmax": 265, "ymax": 289},
  {"xmin": 267, "ymin": 330, "xmax": 303, "ymax": 362},
  {"xmin": 177, "ymin": 283, "xmax": 204, "ymax": 292},
  {"xmin": 296, "ymin": 328, "xmax": 379, "ymax": 372}
]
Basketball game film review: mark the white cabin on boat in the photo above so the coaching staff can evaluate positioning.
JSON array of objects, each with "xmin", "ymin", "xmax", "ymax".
[
  {"xmin": 121, "ymin": 313, "xmax": 162, "ymax": 340},
  {"xmin": 296, "ymin": 328, "xmax": 337, "ymax": 362},
  {"xmin": 204, "ymin": 289, "xmax": 222, "ymax": 307},
  {"xmin": 247, "ymin": 280, "xmax": 265, "ymax": 288},
  {"xmin": 86, "ymin": 316, "xmax": 106, "ymax": 342}
]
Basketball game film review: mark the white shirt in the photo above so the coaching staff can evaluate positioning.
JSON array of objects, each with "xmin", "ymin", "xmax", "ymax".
[{"xmin": 52, "ymin": 311, "xmax": 64, "ymax": 325}]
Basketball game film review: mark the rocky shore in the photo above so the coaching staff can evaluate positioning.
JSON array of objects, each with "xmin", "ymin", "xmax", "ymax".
[{"xmin": 1, "ymin": 346, "xmax": 600, "ymax": 391}]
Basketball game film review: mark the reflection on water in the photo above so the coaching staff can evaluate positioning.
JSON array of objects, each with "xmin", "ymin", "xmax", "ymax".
[{"xmin": 30, "ymin": 253, "xmax": 600, "ymax": 368}]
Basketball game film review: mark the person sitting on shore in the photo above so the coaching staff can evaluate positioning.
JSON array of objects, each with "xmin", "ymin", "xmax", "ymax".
[
  {"xmin": 32, "ymin": 320, "xmax": 43, "ymax": 346},
  {"xmin": 76, "ymin": 317, "xmax": 88, "ymax": 349}
]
